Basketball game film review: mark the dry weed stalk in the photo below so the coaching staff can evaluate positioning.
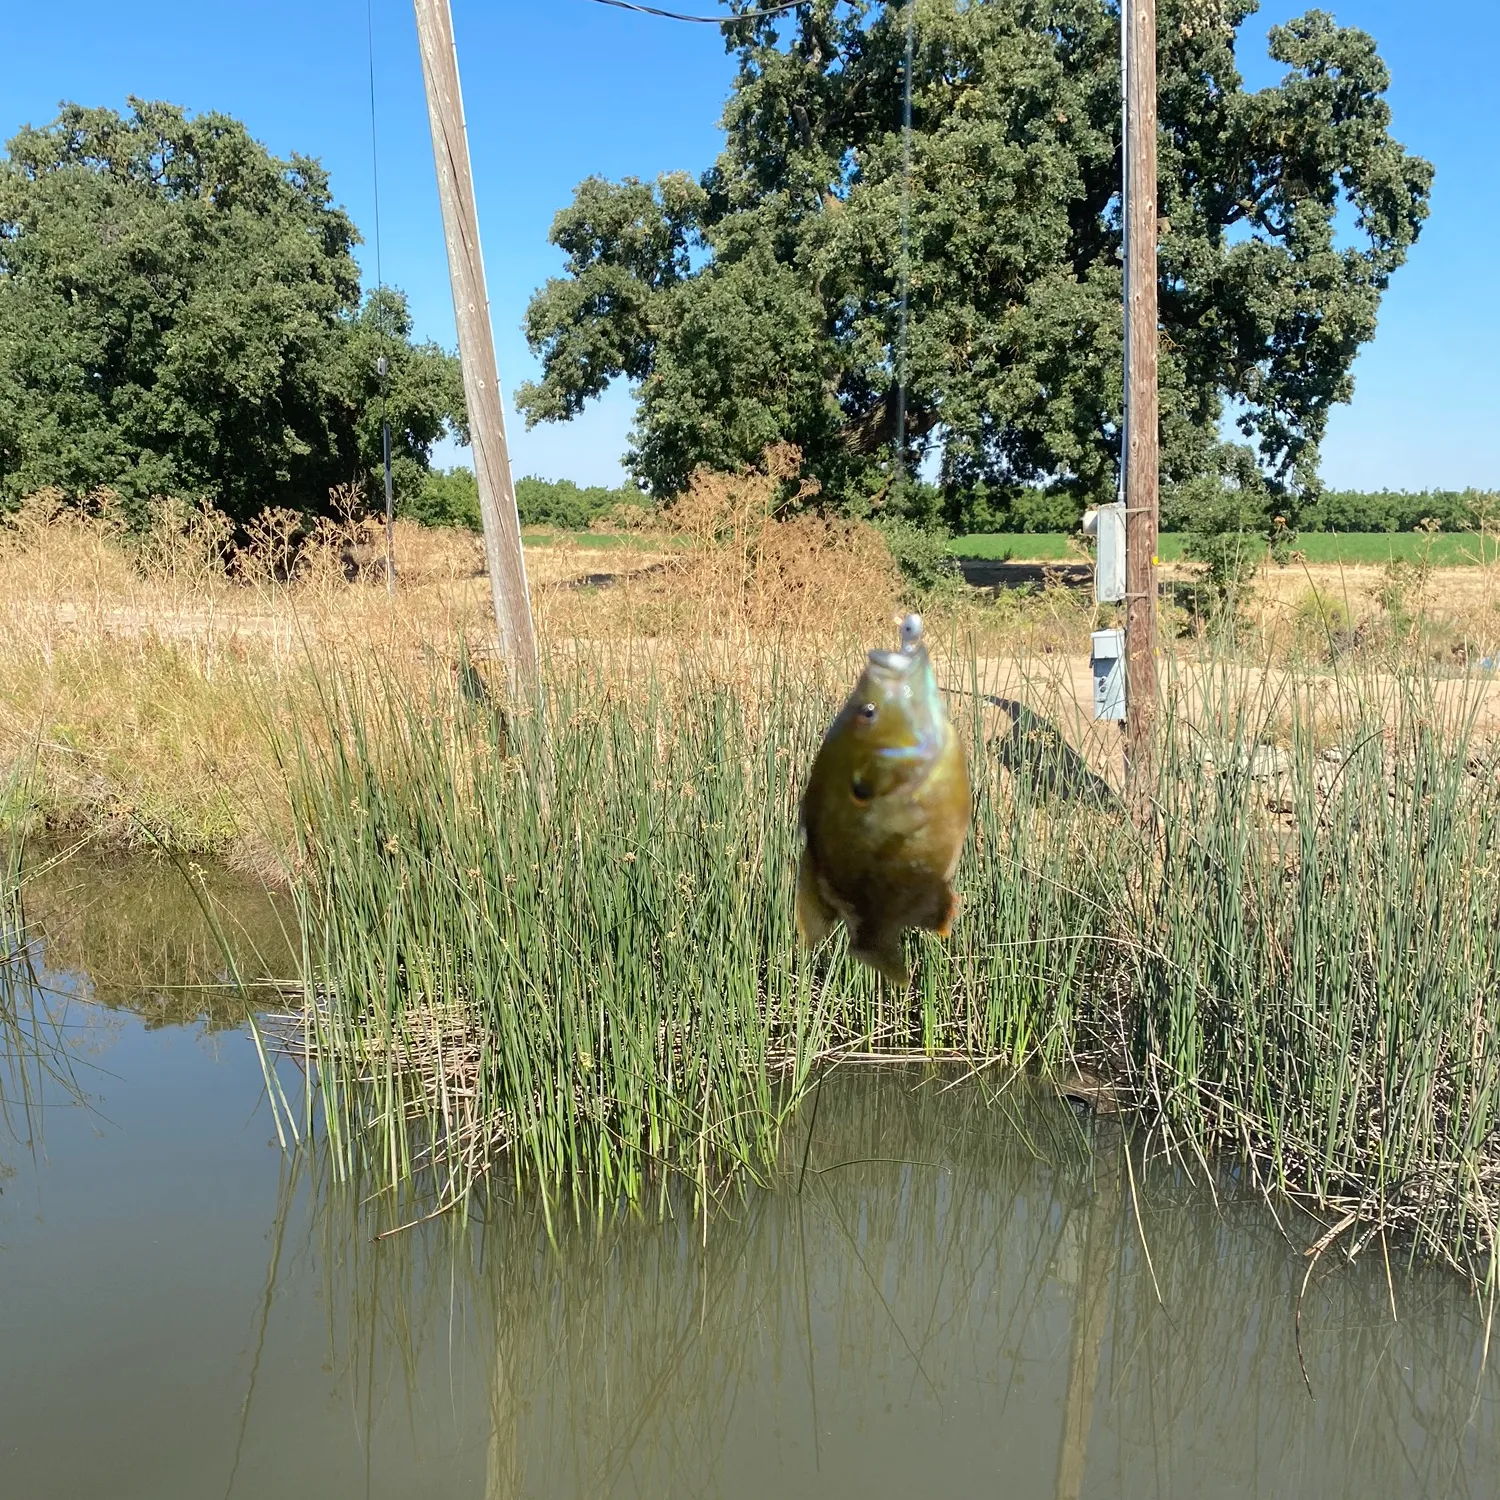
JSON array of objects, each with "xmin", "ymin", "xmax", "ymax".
[{"xmin": 532, "ymin": 446, "xmax": 901, "ymax": 645}]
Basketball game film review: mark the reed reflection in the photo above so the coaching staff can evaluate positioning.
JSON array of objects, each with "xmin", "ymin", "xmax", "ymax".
[{"xmin": 254, "ymin": 1069, "xmax": 1500, "ymax": 1500}]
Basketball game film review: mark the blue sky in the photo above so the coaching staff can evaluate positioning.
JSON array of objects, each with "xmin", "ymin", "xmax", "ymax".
[{"xmin": 4, "ymin": 0, "xmax": 1495, "ymax": 492}]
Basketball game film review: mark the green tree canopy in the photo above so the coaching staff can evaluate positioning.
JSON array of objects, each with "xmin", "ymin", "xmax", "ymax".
[
  {"xmin": 0, "ymin": 99, "xmax": 465, "ymax": 525},
  {"xmin": 517, "ymin": 0, "xmax": 1431, "ymax": 528}
]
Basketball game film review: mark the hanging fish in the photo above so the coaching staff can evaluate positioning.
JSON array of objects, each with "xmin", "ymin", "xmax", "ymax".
[{"xmin": 796, "ymin": 614, "xmax": 971, "ymax": 986}]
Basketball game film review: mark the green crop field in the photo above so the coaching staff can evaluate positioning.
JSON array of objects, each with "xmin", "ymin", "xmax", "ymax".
[
  {"xmin": 520, "ymin": 528, "xmax": 1500, "ymax": 567},
  {"xmin": 521, "ymin": 530, "xmax": 648, "ymax": 550},
  {"xmin": 950, "ymin": 532, "xmax": 1500, "ymax": 567}
]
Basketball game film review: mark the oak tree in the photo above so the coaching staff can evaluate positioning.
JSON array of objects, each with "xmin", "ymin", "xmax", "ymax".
[
  {"xmin": 518, "ymin": 1, "xmax": 1431, "ymax": 528},
  {"xmin": 0, "ymin": 100, "xmax": 465, "ymax": 524}
]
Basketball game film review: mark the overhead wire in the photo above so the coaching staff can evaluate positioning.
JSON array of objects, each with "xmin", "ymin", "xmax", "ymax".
[
  {"xmin": 581, "ymin": 0, "xmax": 808, "ymax": 23},
  {"xmin": 367, "ymin": 0, "xmax": 396, "ymax": 591}
]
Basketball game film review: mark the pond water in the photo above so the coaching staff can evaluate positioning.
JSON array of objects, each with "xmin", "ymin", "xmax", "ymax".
[{"xmin": 3, "ymin": 854, "xmax": 1499, "ymax": 1499}]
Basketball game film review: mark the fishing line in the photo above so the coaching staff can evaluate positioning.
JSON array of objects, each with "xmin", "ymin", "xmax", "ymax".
[
  {"xmin": 581, "ymin": 0, "xmax": 808, "ymax": 22},
  {"xmin": 893, "ymin": 1, "xmax": 914, "ymax": 499}
]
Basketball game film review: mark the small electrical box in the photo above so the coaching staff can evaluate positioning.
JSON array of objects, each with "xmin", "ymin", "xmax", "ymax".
[
  {"xmin": 1081, "ymin": 502, "xmax": 1126, "ymax": 604},
  {"xmin": 1091, "ymin": 628, "xmax": 1126, "ymax": 722}
]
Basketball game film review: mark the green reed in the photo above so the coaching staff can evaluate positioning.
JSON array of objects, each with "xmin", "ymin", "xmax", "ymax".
[
  {"xmin": 2, "ymin": 761, "xmax": 35, "ymax": 1126},
  {"xmin": 282, "ymin": 643, "xmax": 1500, "ymax": 1276},
  {"xmin": 2, "ymin": 758, "xmax": 81, "ymax": 1138}
]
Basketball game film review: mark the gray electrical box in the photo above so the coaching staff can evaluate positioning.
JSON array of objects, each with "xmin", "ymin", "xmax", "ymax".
[
  {"xmin": 1091, "ymin": 628, "xmax": 1127, "ymax": 721},
  {"xmin": 1082, "ymin": 502, "xmax": 1126, "ymax": 604}
]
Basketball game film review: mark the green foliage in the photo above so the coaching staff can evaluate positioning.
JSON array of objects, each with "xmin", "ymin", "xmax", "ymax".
[
  {"xmin": 876, "ymin": 514, "xmax": 964, "ymax": 606},
  {"xmin": 1180, "ymin": 530, "xmax": 1263, "ymax": 628},
  {"xmin": 952, "ymin": 484, "xmax": 1090, "ymax": 535},
  {"xmin": 1289, "ymin": 587, "xmax": 1355, "ymax": 661},
  {"xmin": 399, "ymin": 471, "xmax": 647, "ymax": 532},
  {"xmin": 518, "ymin": 1, "xmax": 1430, "ymax": 525},
  {"xmin": 0, "ymin": 100, "xmax": 466, "ymax": 525},
  {"xmin": 401, "ymin": 467, "xmax": 482, "ymax": 530}
]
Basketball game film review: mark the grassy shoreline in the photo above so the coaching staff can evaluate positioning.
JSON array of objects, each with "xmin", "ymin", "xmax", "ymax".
[
  {"xmin": 7, "ymin": 495, "xmax": 1500, "ymax": 1278},
  {"xmin": 6, "ymin": 503, "xmax": 1500, "ymax": 873},
  {"xmin": 275, "ymin": 645, "xmax": 1500, "ymax": 1281}
]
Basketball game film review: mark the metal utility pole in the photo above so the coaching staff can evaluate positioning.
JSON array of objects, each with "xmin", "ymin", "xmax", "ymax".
[
  {"xmin": 1122, "ymin": 0, "xmax": 1159, "ymax": 816},
  {"xmin": 412, "ymin": 0, "xmax": 539, "ymax": 691}
]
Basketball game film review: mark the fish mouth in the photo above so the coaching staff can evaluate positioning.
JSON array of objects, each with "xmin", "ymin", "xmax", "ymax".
[{"xmin": 866, "ymin": 649, "xmax": 916, "ymax": 674}]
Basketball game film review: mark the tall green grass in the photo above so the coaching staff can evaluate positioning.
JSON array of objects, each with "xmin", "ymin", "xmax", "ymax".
[
  {"xmin": 281, "ymin": 645, "xmax": 1500, "ymax": 1278},
  {"xmin": 1, "ymin": 760, "xmax": 80, "ymax": 1141},
  {"xmin": 2, "ymin": 761, "xmax": 38, "ymax": 1132}
]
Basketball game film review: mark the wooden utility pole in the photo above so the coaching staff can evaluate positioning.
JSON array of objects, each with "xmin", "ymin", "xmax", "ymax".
[
  {"xmin": 412, "ymin": 0, "xmax": 539, "ymax": 691},
  {"xmin": 1123, "ymin": 0, "xmax": 1159, "ymax": 815}
]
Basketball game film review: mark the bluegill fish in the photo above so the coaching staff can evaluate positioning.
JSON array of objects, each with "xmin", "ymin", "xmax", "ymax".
[{"xmin": 796, "ymin": 615, "xmax": 971, "ymax": 986}]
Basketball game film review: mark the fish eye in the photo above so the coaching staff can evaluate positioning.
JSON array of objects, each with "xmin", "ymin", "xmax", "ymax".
[
  {"xmin": 851, "ymin": 775, "xmax": 874, "ymax": 802},
  {"xmin": 858, "ymin": 702, "xmax": 878, "ymax": 722}
]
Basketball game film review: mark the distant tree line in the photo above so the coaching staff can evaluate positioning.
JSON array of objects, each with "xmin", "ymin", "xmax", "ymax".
[
  {"xmin": 401, "ymin": 468, "xmax": 640, "ymax": 532},
  {"xmin": 407, "ymin": 472, "xmax": 1500, "ymax": 538},
  {"xmin": 1288, "ymin": 489, "xmax": 1500, "ymax": 534}
]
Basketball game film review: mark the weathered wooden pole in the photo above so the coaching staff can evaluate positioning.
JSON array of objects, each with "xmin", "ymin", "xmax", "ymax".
[
  {"xmin": 412, "ymin": 0, "xmax": 539, "ymax": 691},
  {"xmin": 1123, "ymin": 0, "xmax": 1159, "ymax": 816}
]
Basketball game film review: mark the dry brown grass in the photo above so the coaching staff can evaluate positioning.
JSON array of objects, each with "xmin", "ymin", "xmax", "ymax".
[
  {"xmin": 0, "ymin": 491, "xmax": 494, "ymax": 873},
  {"xmin": 7, "ymin": 465, "xmax": 1500, "ymax": 872},
  {"xmin": 0, "ymin": 462, "xmax": 907, "ymax": 867},
  {"xmin": 530, "ymin": 446, "xmax": 902, "ymax": 644}
]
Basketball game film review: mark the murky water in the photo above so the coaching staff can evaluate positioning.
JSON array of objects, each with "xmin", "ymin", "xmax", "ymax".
[{"xmin": 3, "ymin": 854, "xmax": 1498, "ymax": 1499}]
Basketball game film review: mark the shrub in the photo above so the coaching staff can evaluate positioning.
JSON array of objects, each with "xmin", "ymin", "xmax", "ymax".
[
  {"xmin": 1289, "ymin": 588, "xmax": 1355, "ymax": 661},
  {"xmin": 401, "ymin": 467, "xmax": 481, "ymax": 531},
  {"xmin": 876, "ymin": 517, "xmax": 965, "ymax": 608}
]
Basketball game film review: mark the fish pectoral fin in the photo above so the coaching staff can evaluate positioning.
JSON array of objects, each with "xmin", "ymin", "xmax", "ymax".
[
  {"xmin": 933, "ymin": 888, "xmax": 960, "ymax": 939},
  {"xmin": 851, "ymin": 918, "xmax": 911, "ymax": 989},
  {"xmin": 795, "ymin": 849, "xmax": 838, "ymax": 950}
]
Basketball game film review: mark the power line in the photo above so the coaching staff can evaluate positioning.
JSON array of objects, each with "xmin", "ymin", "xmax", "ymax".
[
  {"xmin": 366, "ymin": 0, "xmax": 384, "ymax": 292},
  {"xmin": 582, "ymin": 0, "xmax": 807, "ymax": 23},
  {"xmin": 367, "ymin": 0, "xmax": 395, "ymax": 593}
]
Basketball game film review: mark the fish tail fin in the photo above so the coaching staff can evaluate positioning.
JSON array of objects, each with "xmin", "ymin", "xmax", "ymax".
[
  {"xmin": 852, "ymin": 920, "xmax": 911, "ymax": 989},
  {"xmin": 795, "ymin": 849, "xmax": 837, "ymax": 951}
]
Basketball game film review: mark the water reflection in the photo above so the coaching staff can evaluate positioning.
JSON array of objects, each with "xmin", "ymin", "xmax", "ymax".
[
  {"xmin": 263, "ymin": 1071, "xmax": 1500, "ymax": 1500},
  {"xmin": 18, "ymin": 845, "xmax": 296, "ymax": 1025},
  {"xmin": 2, "ymin": 855, "xmax": 79, "ymax": 1163},
  {"xmin": 2, "ymin": 853, "xmax": 1498, "ymax": 1499}
]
